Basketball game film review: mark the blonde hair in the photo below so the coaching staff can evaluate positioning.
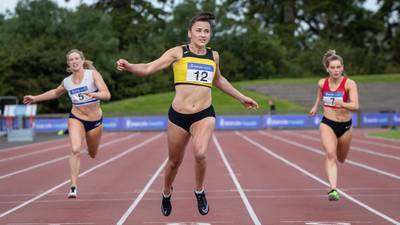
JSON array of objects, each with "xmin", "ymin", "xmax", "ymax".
[
  {"xmin": 66, "ymin": 49, "xmax": 96, "ymax": 73},
  {"xmin": 322, "ymin": 49, "xmax": 343, "ymax": 68}
]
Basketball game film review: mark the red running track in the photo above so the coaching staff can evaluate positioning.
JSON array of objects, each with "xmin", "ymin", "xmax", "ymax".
[{"xmin": 0, "ymin": 129, "xmax": 398, "ymax": 225}]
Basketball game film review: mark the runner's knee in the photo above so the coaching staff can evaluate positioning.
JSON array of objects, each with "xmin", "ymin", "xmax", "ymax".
[
  {"xmin": 88, "ymin": 148, "xmax": 98, "ymax": 158},
  {"xmin": 71, "ymin": 144, "xmax": 82, "ymax": 156},
  {"xmin": 326, "ymin": 151, "xmax": 337, "ymax": 161},
  {"xmin": 168, "ymin": 157, "xmax": 183, "ymax": 169}
]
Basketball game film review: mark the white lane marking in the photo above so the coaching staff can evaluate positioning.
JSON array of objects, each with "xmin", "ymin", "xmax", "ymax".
[
  {"xmin": 0, "ymin": 133, "xmax": 140, "ymax": 180},
  {"xmin": 166, "ymin": 223, "xmax": 211, "ymax": 225},
  {"xmin": 261, "ymin": 131, "xmax": 400, "ymax": 180},
  {"xmin": 305, "ymin": 130, "xmax": 400, "ymax": 149},
  {"xmin": 0, "ymin": 133, "xmax": 116, "ymax": 163},
  {"xmin": 237, "ymin": 131, "xmax": 399, "ymax": 225},
  {"xmin": 0, "ymin": 137, "xmax": 69, "ymax": 153},
  {"xmin": 354, "ymin": 137, "xmax": 400, "ymax": 149},
  {"xmin": 6, "ymin": 223, "xmax": 95, "ymax": 225},
  {"xmin": 116, "ymin": 158, "xmax": 167, "ymax": 225},
  {"xmin": 306, "ymin": 223, "xmax": 351, "ymax": 225},
  {"xmin": 0, "ymin": 133, "xmax": 117, "ymax": 163},
  {"xmin": 0, "ymin": 133, "xmax": 163, "ymax": 219},
  {"xmin": 284, "ymin": 131, "xmax": 400, "ymax": 160},
  {"xmin": 282, "ymin": 221, "xmax": 372, "ymax": 224},
  {"xmin": 0, "ymin": 144, "xmax": 70, "ymax": 163},
  {"xmin": 213, "ymin": 135, "xmax": 262, "ymax": 225}
]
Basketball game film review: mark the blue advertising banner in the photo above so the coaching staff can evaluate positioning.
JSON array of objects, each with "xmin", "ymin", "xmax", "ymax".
[
  {"xmin": 29, "ymin": 112, "xmax": 381, "ymax": 132},
  {"xmin": 361, "ymin": 113, "xmax": 389, "ymax": 127},
  {"xmin": 216, "ymin": 116, "xmax": 262, "ymax": 130},
  {"xmin": 34, "ymin": 118, "xmax": 67, "ymax": 132},
  {"xmin": 103, "ymin": 117, "xmax": 120, "ymax": 131},
  {"xmin": 264, "ymin": 114, "xmax": 316, "ymax": 129},
  {"xmin": 393, "ymin": 113, "xmax": 400, "ymax": 126},
  {"xmin": 121, "ymin": 117, "xmax": 167, "ymax": 131}
]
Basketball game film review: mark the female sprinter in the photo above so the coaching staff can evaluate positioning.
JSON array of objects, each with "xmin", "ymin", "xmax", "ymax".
[
  {"xmin": 309, "ymin": 50, "xmax": 359, "ymax": 201},
  {"xmin": 23, "ymin": 49, "xmax": 111, "ymax": 198},
  {"xmin": 116, "ymin": 12, "xmax": 258, "ymax": 216}
]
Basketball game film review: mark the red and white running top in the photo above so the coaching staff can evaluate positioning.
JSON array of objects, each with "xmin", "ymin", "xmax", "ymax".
[{"xmin": 321, "ymin": 76, "xmax": 348, "ymax": 109}]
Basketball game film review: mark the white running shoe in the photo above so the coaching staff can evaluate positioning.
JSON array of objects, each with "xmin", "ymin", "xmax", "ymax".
[{"xmin": 67, "ymin": 186, "xmax": 77, "ymax": 199}]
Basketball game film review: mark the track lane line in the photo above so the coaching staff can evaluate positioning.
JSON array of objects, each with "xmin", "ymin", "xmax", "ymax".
[
  {"xmin": 116, "ymin": 158, "xmax": 167, "ymax": 225},
  {"xmin": 0, "ymin": 132, "xmax": 163, "ymax": 219},
  {"xmin": 0, "ymin": 133, "xmax": 116, "ymax": 163},
  {"xmin": 0, "ymin": 133, "xmax": 140, "ymax": 180},
  {"xmin": 237, "ymin": 131, "xmax": 399, "ymax": 225},
  {"xmin": 284, "ymin": 131, "xmax": 400, "ymax": 160},
  {"xmin": 213, "ymin": 134, "xmax": 262, "ymax": 225},
  {"xmin": 305, "ymin": 130, "xmax": 400, "ymax": 150},
  {"xmin": 260, "ymin": 131, "xmax": 400, "ymax": 180}
]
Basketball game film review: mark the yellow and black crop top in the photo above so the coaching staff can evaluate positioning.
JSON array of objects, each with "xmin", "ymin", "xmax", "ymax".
[{"xmin": 172, "ymin": 45, "xmax": 216, "ymax": 88}]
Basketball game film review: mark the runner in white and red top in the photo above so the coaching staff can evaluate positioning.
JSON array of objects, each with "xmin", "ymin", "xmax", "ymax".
[{"xmin": 309, "ymin": 50, "xmax": 359, "ymax": 201}]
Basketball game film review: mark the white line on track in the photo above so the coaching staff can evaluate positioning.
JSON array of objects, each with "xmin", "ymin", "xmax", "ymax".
[
  {"xmin": 0, "ymin": 133, "xmax": 117, "ymax": 163},
  {"xmin": 0, "ymin": 137, "xmax": 71, "ymax": 153},
  {"xmin": 213, "ymin": 135, "xmax": 262, "ymax": 225},
  {"xmin": 0, "ymin": 133, "xmax": 140, "ymax": 180},
  {"xmin": 0, "ymin": 143, "xmax": 70, "ymax": 163},
  {"xmin": 0, "ymin": 132, "xmax": 163, "ymax": 219},
  {"xmin": 237, "ymin": 131, "xmax": 399, "ymax": 225},
  {"xmin": 353, "ymin": 137, "xmax": 400, "ymax": 149},
  {"xmin": 144, "ymin": 222, "xmax": 232, "ymax": 225},
  {"xmin": 304, "ymin": 130, "xmax": 400, "ymax": 149},
  {"xmin": 6, "ymin": 223, "xmax": 95, "ymax": 225},
  {"xmin": 261, "ymin": 131, "xmax": 400, "ymax": 180},
  {"xmin": 284, "ymin": 131, "xmax": 400, "ymax": 160},
  {"xmin": 282, "ymin": 221, "xmax": 372, "ymax": 224},
  {"xmin": 116, "ymin": 158, "xmax": 167, "ymax": 225}
]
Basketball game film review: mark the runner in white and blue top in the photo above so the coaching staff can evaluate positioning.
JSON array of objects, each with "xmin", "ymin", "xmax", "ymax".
[
  {"xmin": 64, "ymin": 69, "xmax": 100, "ymax": 106},
  {"xmin": 23, "ymin": 49, "xmax": 111, "ymax": 199}
]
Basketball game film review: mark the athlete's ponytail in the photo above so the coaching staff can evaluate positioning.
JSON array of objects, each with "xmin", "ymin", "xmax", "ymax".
[
  {"xmin": 66, "ymin": 49, "xmax": 97, "ymax": 73},
  {"xmin": 322, "ymin": 49, "xmax": 344, "ymax": 68}
]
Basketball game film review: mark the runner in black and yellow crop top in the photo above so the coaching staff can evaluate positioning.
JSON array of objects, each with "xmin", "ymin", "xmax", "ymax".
[
  {"xmin": 116, "ymin": 12, "xmax": 259, "ymax": 217},
  {"xmin": 173, "ymin": 45, "xmax": 216, "ymax": 88}
]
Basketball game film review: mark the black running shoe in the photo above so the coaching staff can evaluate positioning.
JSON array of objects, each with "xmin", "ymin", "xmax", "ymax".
[
  {"xmin": 161, "ymin": 193, "xmax": 172, "ymax": 216},
  {"xmin": 194, "ymin": 190, "xmax": 209, "ymax": 215}
]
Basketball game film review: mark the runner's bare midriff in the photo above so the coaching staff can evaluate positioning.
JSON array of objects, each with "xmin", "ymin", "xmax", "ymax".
[
  {"xmin": 323, "ymin": 107, "xmax": 352, "ymax": 122},
  {"xmin": 172, "ymin": 85, "xmax": 212, "ymax": 114},
  {"xmin": 71, "ymin": 103, "xmax": 102, "ymax": 121}
]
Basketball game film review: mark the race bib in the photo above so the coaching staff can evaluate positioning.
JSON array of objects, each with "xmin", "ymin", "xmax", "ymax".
[
  {"xmin": 69, "ymin": 86, "xmax": 90, "ymax": 104},
  {"xmin": 186, "ymin": 63, "xmax": 214, "ymax": 84},
  {"xmin": 323, "ymin": 92, "xmax": 343, "ymax": 106}
]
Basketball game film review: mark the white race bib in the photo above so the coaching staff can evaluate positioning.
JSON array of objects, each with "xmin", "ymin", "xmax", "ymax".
[
  {"xmin": 323, "ymin": 92, "xmax": 343, "ymax": 106},
  {"xmin": 186, "ymin": 62, "xmax": 214, "ymax": 84}
]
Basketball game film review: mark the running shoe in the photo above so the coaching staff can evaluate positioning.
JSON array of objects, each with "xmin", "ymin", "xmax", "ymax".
[
  {"xmin": 328, "ymin": 189, "xmax": 339, "ymax": 201},
  {"xmin": 67, "ymin": 186, "xmax": 77, "ymax": 199},
  {"xmin": 161, "ymin": 193, "xmax": 172, "ymax": 216},
  {"xmin": 194, "ymin": 190, "xmax": 209, "ymax": 215}
]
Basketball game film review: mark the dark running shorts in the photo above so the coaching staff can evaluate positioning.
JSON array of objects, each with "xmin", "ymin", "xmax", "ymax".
[
  {"xmin": 69, "ymin": 112, "xmax": 103, "ymax": 132},
  {"xmin": 321, "ymin": 116, "xmax": 352, "ymax": 138},
  {"xmin": 168, "ymin": 105, "xmax": 215, "ymax": 133}
]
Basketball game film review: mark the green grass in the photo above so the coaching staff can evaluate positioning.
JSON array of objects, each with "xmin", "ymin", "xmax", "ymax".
[
  {"xmin": 102, "ymin": 73, "xmax": 399, "ymax": 115},
  {"xmin": 234, "ymin": 73, "xmax": 400, "ymax": 87},
  {"xmin": 368, "ymin": 130, "xmax": 400, "ymax": 140},
  {"xmin": 102, "ymin": 87, "xmax": 306, "ymax": 116}
]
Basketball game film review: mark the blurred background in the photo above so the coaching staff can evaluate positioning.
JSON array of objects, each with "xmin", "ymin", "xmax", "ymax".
[{"xmin": 0, "ymin": 0, "xmax": 399, "ymax": 137}]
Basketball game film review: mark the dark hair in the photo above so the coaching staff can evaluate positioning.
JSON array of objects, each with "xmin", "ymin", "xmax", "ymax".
[
  {"xmin": 188, "ymin": 12, "xmax": 215, "ymax": 31},
  {"xmin": 322, "ymin": 49, "xmax": 344, "ymax": 68}
]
